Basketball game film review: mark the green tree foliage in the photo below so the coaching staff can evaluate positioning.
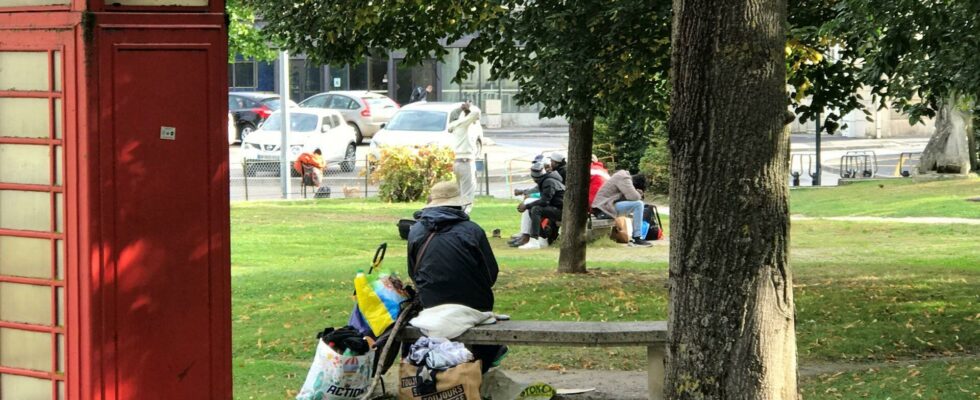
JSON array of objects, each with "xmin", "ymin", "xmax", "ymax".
[
  {"xmin": 788, "ymin": 0, "xmax": 980, "ymax": 131},
  {"xmin": 636, "ymin": 122, "xmax": 669, "ymax": 196},
  {"xmin": 226, "ymin": 0, "xmax": 276, "ymax": 62}
]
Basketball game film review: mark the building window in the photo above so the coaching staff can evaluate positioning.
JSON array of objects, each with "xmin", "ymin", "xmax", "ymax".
[{"xmin": 228, "ymin": 60, "xmax": 256, "ymax": 89}]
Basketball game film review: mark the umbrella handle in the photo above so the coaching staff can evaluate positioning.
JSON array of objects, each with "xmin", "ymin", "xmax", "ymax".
[{"xmin": 368, "ymin": 242, "xmax": 387, "ymax": 274}]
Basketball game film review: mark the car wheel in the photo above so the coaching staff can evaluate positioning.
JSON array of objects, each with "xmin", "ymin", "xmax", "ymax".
[
  {"xmin": 239, "ymin": 124, "xmax": 256, "ymax": 142},
  {"xmin": 348, "ymin": 122, "xmax": 363, "ymax": 145},
  {"xmin": 341, "ymin": 144, "xmax": 357, "ymax": 173}
]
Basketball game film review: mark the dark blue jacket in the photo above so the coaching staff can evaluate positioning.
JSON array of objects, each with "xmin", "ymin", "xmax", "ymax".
[
  {"xmin": 407, "ymin": 207, "xmax": 499, "ymax": 311},
  {"xmin": 527, "ymin": 171, "xmax": 565, "ymax": 209}
]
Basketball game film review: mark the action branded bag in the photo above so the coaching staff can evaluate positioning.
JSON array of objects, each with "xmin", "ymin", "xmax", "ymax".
[
  {"xmin": 296, "ymin": 339, "xmax": 374, "ymax": 400},
  {"xmin": 609, "ymin": 216, "xmax": 630, "ymax": 243},
  {"xmin": 398, "ymin": 359, "xmax": 482, "ymax": 400}
]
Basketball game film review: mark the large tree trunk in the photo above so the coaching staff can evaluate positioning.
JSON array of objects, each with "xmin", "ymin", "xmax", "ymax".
[
  {"xmin": 666, "ymin": 0, "xmax": 798, "ymax": 398},
  {"xmin": 918, "ymin": 95, "xmax": 973, "ymax": 174},
  {"xmin": 557, "ymin": 117, "xmax": 594, "ymax": 274}
]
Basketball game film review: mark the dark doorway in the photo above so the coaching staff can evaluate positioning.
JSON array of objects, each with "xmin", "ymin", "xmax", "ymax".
[
  {"xmin": 395, "ymin": 59, "xmax": 438, "ymax": 105},
  {"xmin": 289, "ymin": 58, "xmax": 322, "ymax": 102}
]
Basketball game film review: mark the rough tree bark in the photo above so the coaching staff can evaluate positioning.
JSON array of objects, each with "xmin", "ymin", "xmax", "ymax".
[
  {"xmin": 666, "ymin": 0, "xmax": 798, "ymax": 398},
  {"xmin": 918, "ymin": 95, "xmax": 973, "ymax": 174},
  {"xmin": 557, "ymin": 117, "xmax": 594, "ymax": 274}
]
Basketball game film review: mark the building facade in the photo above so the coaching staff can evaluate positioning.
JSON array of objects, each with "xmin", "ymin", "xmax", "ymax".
[{"xmin": 229, "ymin": 44, "xmax": 567, "ymax": 128}]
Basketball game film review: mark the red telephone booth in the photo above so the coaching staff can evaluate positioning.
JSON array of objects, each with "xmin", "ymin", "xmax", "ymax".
[{"xmin": 0, "ymin": 1, "xmax": 230, "ymax": 399}]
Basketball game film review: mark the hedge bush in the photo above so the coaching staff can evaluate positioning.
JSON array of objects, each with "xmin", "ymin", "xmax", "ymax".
[{"xmin": 369, "ymin": 146, "xmax": 455, "ymax": 202}]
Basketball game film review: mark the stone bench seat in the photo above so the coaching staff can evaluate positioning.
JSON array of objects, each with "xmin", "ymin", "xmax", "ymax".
[{"xmin": 399, "ymin": 320, "xmax": 667, "ymax": 400}]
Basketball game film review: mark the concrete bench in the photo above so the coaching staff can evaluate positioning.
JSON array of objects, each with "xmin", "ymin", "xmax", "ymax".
[
  {"xmin": 399, "ymin": 320, "xmax": 667, "ymax": 400},
  {"xmin": 587, "ymin": 217, "xmax": 616, "ymax": 242}
]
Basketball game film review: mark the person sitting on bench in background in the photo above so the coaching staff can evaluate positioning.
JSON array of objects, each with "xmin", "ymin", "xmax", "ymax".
[
  {"xmin": 519, "ymin": 162, "xmax": 565, "ymax": 250},
  {"xmin": 592, "ymin": 170, "xmax": 653, "ymax": 247}
]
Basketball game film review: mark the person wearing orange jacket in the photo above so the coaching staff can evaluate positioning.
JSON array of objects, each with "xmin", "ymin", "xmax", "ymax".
[{"xmin": 293, "ymin": 148, "xmax": 326, "ymax": 187}]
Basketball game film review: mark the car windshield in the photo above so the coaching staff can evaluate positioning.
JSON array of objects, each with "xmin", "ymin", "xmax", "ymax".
[
  {"xmin": 261, "ymin": 113, "xmax": 318, "ymax": 132},
  {"xmin": 385, "ymin": 110, "xmax": 447, "ymax": 132}
]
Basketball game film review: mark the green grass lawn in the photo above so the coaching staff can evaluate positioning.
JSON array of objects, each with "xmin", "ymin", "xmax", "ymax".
[
  {"xmin": 801, "ymin": 358, "xmax": 980, "ymax": 400},
  {"xmin": 232, "ymin": 180, "xmax": 979, "ymax": 399},
  {"xmin": 790, "ymin": 176, "xmax": 979, "ymax": 218}
]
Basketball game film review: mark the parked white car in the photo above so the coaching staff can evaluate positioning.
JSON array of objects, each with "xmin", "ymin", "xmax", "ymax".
[
  {"xmin": 242, "ymin": 108, "xmax": 358, "ymax": 175},
  {"xmin": 369, "ymin": 102, "xmax": 484, "ymax": 160},
  {"xmin": 228, "ymin": 113, "xmax": 237, "ymax": 145}
]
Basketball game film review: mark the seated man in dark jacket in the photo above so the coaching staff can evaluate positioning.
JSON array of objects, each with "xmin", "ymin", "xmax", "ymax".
[
  {"xmin": 519, "ymin": 162, "xmax": 565, "ymax": 250},
  {"xmin": 407, "ymin": 181, "xmax": 503, "ymax": 371}
]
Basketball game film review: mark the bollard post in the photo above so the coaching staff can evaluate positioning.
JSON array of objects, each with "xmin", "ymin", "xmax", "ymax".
[
  {"xmin": 484, "ymin": 153, "xmax": 490, "ymax": 196},
  {"xmin": 243, "ymin": 160, "xmax": 250, "ymax": 201},
  {"xmin": 364, "ymin": 155, "xmax": 369, "ymax": 198},
  {"xmin": 814, "ymin": 111, "xmax": 822, "ymax": 186}
]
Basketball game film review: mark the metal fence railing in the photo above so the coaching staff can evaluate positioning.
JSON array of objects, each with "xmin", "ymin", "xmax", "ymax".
[
  {"xmin": 232, "ymin": 154, "xmax": 497, "ymax": 201},
  {"xmin": 233, "ymin": 156, "xmax": 377, "ymax": 201}
]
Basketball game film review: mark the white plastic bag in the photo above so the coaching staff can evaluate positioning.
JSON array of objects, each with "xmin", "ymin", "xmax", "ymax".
[{"xmin": 296, "ymin": 339, "xmax": 374, "ymax": 400}]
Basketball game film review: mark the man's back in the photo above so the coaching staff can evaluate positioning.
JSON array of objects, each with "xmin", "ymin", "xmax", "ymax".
[{"xmin": 407, "ymin": 206, "xmax": 498, "ymax": 311}]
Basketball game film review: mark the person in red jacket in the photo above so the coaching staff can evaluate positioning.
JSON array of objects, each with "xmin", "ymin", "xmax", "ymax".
[
  {"xmin": 588, "ymin": 155, "xmax": 610, "ymax": 206},
  {"xmin": 293, "ymin": 148, "xmax": 326, "ymax": 187}
]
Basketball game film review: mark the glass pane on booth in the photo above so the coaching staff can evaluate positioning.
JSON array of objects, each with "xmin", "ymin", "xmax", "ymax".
[
  {"xmin": 55, "ymin": 192, "xmax": 63, "ymax": 233},
  {"xmin": 0, "ymin": 144, "xmax": 50, "ymax": 185},
  {"xmin": 55, "ymin": 145, "xmax": 62, "ymax": 186},
  {"xmin": 0, "ymin": 52, "xmax": 48, "ymax": 91},
  {"xmin": 0, "ymin": 328, "xmax": 51, "ymax": 371},
  {"xmin": 54, "ymin": 98, "xmax": 63, "ymax": 139},
  {"xmin": 0, "ymin": 190, "xmax": 51, "ymax": 231},
  {"xmin": 57, "ymin": 334, "xmax": 64, "ymax": 372},
  {"xmin": 55, "ymin": 239, "xmax": 64, "ymax": 280},
  {"xmin": 0, "ymin": 98, "xmax": 49, "ymax": 138},
  {"xmin": 0, "ymin": 282, "xmax": 52, "ymax": 326},
  {"xmin": 0, "ymin": 236, "xmax": 52, "ymax": 279},
  {"xmin": 52, "ymin": 51, "xmax": 62, "ymax": 92},
  {"xmin": 0, "ymin": 374, "xmax": 50, "ymax": 400}
]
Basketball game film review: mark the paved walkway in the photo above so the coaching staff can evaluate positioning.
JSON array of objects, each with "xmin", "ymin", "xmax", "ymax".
[
  {"xmin": 502, "ymin": 354, "xmax": 980, "ymax": 399},
  {"xmin": 658, "ymin": 207, "xmax": 980, "ymax": 225},
  {"xmin": 792, "ymin": 215, "xmax": 980, "ymax": 225}
]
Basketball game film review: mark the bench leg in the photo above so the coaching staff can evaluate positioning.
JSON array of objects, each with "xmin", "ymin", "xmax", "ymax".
[{"xmin": 648, "ymin": 345, "xmax": 665, "ymax": 400}]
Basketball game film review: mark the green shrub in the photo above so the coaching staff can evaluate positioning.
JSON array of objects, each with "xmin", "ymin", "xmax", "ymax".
[
  {"xmin": 638, "ymin": 128, "xmax": 670, "ymax": 196},
  {"xmin": 592, "ymin": 118, "xmax": 619, "ymax": 170},
  {"xmin": 369, "ymin": 146, "xmax": 455, "ymax": 202}
]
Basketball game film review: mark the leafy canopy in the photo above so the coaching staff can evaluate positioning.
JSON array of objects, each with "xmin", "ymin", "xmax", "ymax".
[
  {"xmin": 787, "ymin": 0, "xmax": 980, "ymax": 132},
  {"xmin": 242, "ymin": 0, "xmax": 672, "ymax": 122}
]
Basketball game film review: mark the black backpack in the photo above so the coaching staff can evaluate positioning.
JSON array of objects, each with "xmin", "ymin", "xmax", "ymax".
[{"xmin": 643, "ymin": 204, "xmax": 664, "ymax": 240}]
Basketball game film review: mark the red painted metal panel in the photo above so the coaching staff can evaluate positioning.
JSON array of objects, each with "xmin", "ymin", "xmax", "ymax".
[
  {"xmin": 109, "ymin": 46, "xmax": 214, "ymax": 397},
  {"xmin": 92, "ymin": 15, "xmax": 230, "ymax": 400}
]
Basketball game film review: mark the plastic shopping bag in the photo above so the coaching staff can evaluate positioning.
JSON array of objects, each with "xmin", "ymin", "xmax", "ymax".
[
  {"xmin": 350, "ymin": 271, "xmax": 409, "ymax": 337},
  {"xmin": 296, "ymin": 339, "xmax": 374, "ymax": 400}
]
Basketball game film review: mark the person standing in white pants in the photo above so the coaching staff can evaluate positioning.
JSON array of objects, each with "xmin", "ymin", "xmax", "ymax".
[{"xmin": 449, "ymin": 102, "xmax": 481, "ymax": 214}]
